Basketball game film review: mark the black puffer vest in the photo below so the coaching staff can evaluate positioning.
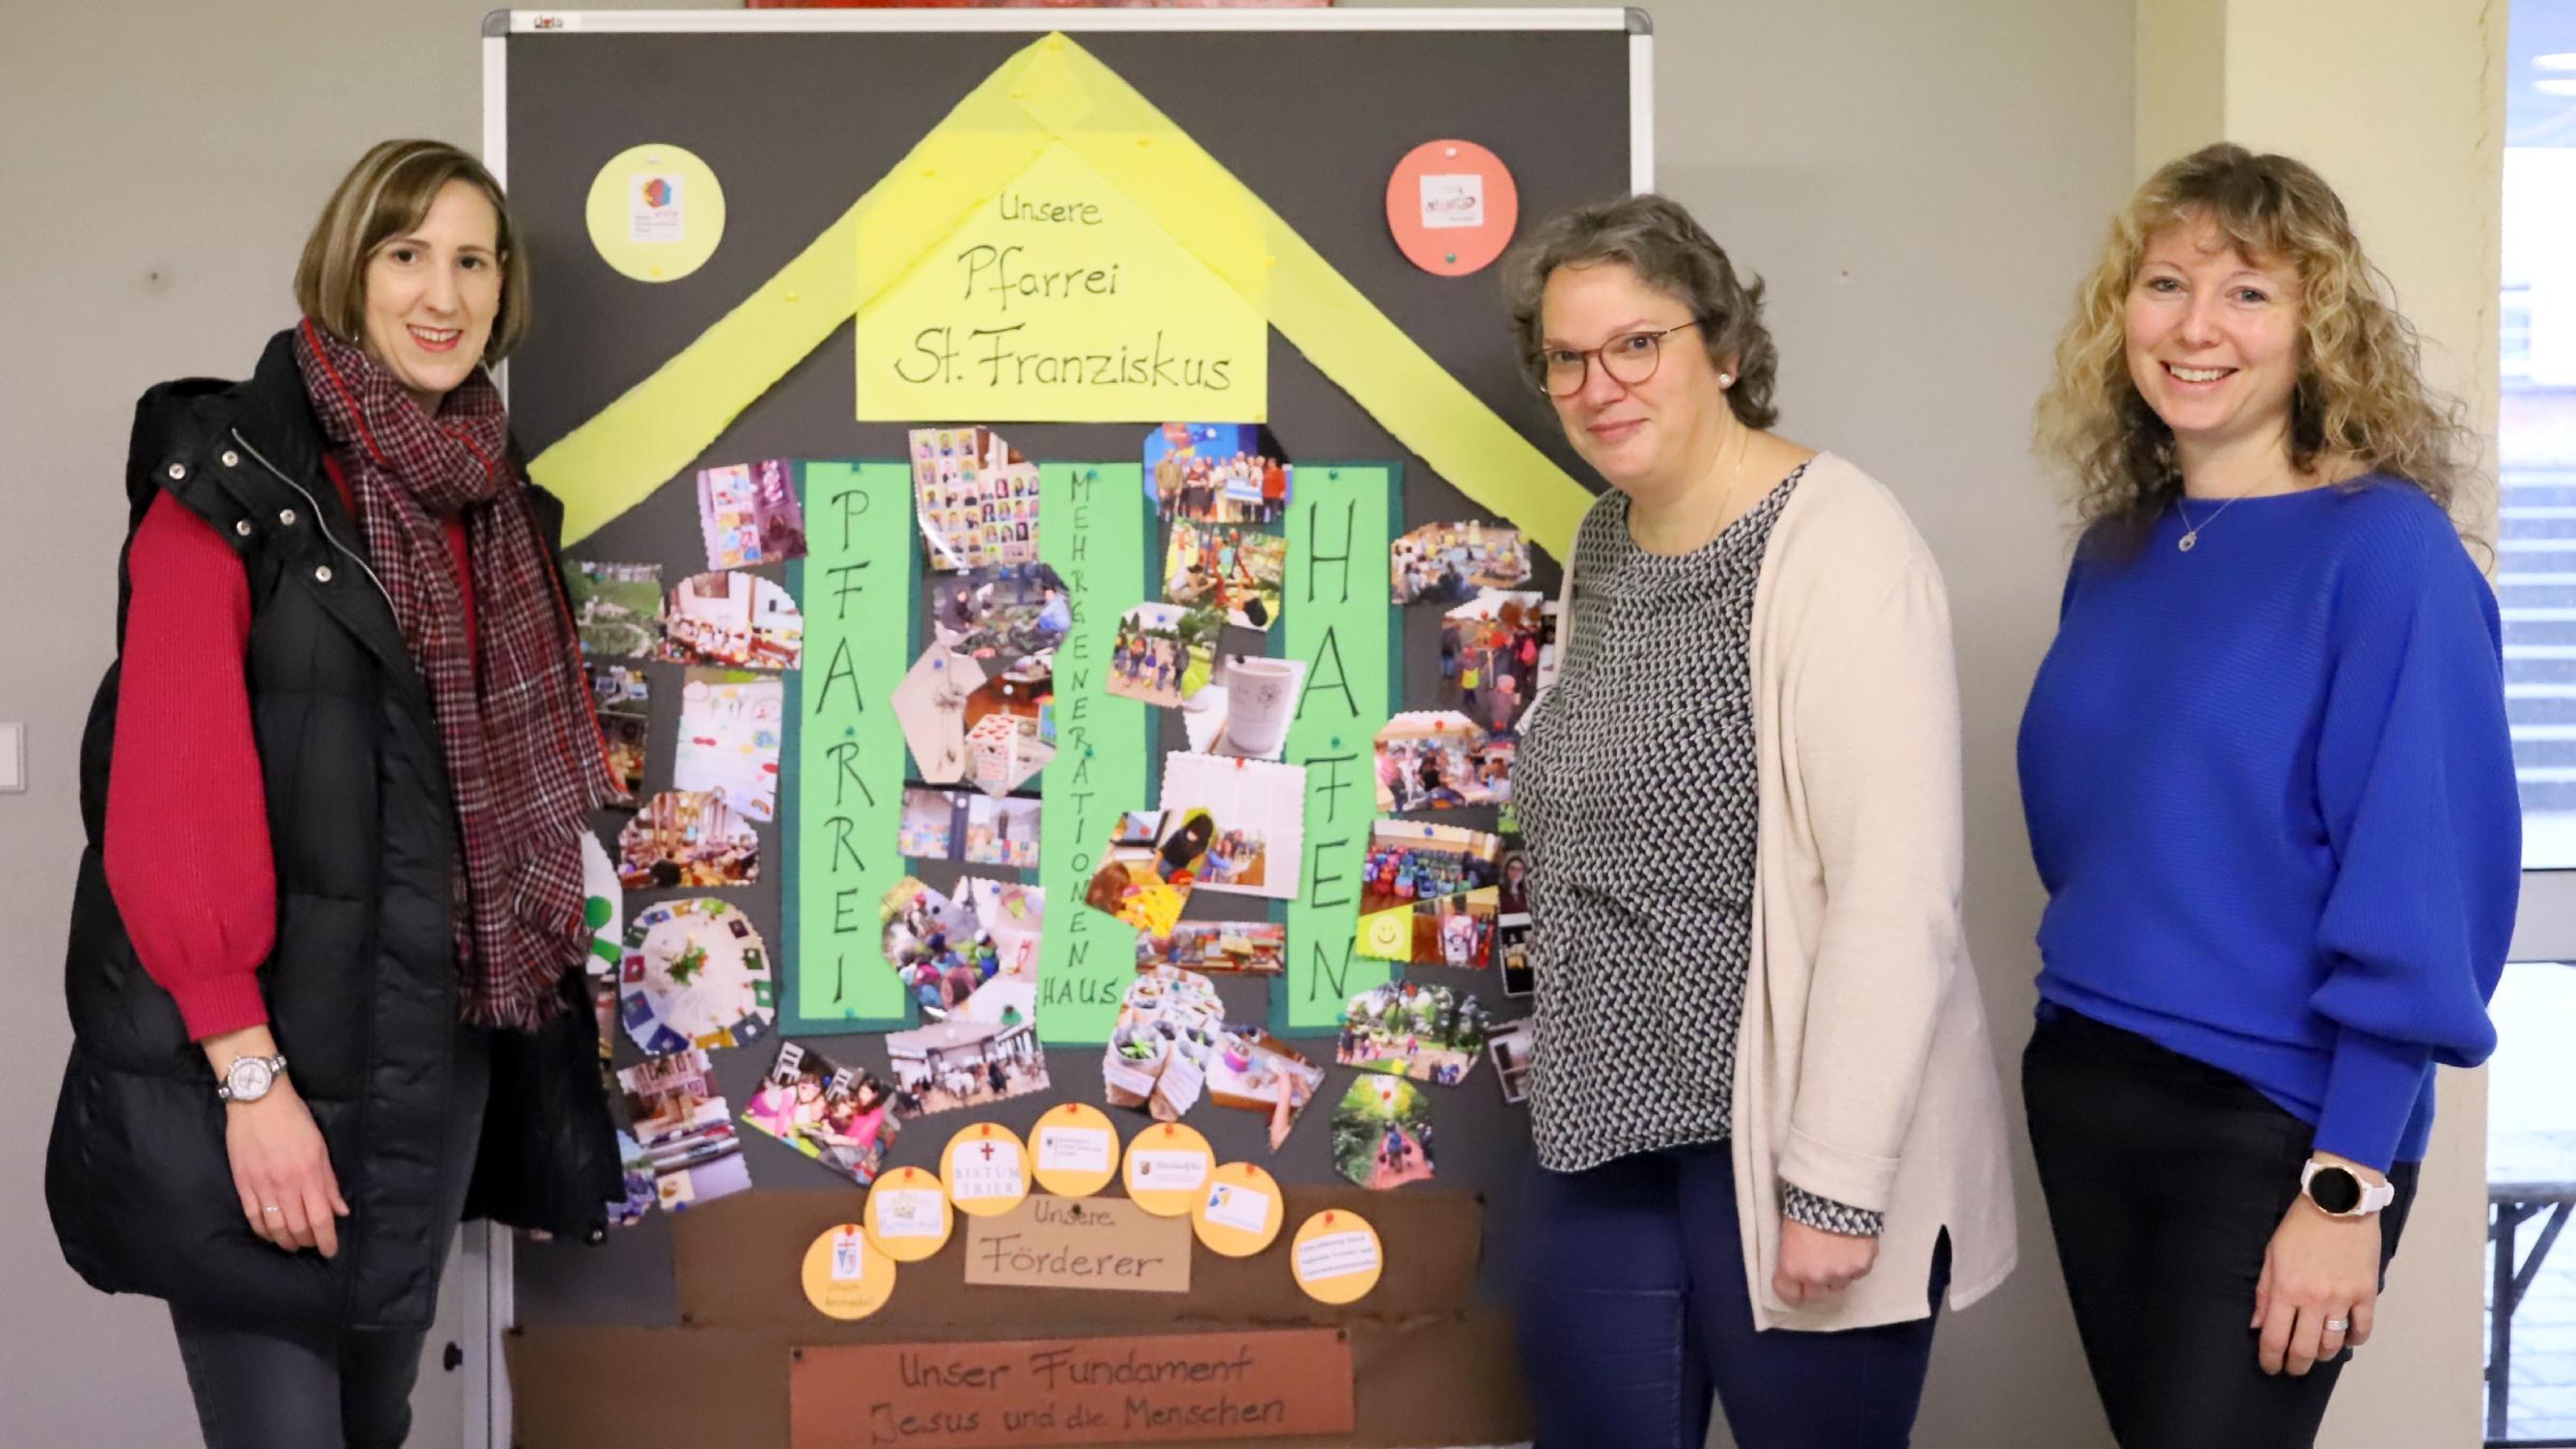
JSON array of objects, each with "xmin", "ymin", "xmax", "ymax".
[{"xmin": 45, "ymin": 330, "xmax": 617, "ymax": 1330}]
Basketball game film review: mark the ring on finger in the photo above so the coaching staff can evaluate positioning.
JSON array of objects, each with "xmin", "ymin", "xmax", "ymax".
[
  {"xmin": 261, "ymin": 1204, "xmax": 281, "ymax": 1217},
  {"xmin": 2323, "ymin": 1317, "xmax": 2350, "ymax": 1332}
]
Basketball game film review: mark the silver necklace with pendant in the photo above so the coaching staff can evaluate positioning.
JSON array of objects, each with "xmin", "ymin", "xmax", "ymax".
[{"xmin": 2175, "ymin": 492, "xmax": 2246, "ymax": 553}]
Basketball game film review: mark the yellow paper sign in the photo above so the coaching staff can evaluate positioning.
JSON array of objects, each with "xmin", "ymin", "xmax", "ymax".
[
  {"xmin": 584, "ymin": 144, "xmax": 726, "ymax": 284},
  {"xmin": 863, "ymin": 1164, "xmax": 955, "ymax": 1262},
  {"xmin": 857, "ymin": 142, "xmax": 1266, "ymax": 423},
  {"xmin": 1191, "ymin": 1161, "xmax": 1284, "ymax": 1258},
  {"xmin": 1289, "ymin": 1210, "xmax": 1384, "ymax": 1305},
  {"xmin": 1120, "ymin": 1121, "xmax": 1216, "ymax": 1217},
  {"xmin": 942, "ymin": 1121, "xmax": 1033, "ymax": 1217},
  {"xmin": 801, "ymin": 1223, "xmax": 898, "ymax": 1321},
  {"xmin": 1029, "ymin": 1101, "xmax": 1122, "ymax": 1198}
]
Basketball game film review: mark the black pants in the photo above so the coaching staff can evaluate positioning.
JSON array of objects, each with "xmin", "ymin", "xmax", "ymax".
[{"xmin": 2023, "ymin": 1009, "xmax": 2420, "ymax": 1449}]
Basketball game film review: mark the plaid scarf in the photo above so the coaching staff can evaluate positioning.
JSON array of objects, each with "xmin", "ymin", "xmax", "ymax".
[{"xmin": 294, "ymin": 318, "xmax": 619, "ymax": 1030}]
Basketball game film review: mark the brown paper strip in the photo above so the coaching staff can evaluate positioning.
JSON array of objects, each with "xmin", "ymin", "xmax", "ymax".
[{"xmin": 963, "ymin": 1193, "xmax": 1192, "ymax": 1294}]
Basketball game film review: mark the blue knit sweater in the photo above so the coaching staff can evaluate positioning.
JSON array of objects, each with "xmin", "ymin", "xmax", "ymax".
[{"xmin": 2017, "ymin": 478, "xmax": 2519, "ymax": 1169}]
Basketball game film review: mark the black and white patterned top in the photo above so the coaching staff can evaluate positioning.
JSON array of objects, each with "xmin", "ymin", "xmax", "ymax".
[{"xmin": 1513, "ymin": 464, "xmax": 1881, "ymax": 1237}]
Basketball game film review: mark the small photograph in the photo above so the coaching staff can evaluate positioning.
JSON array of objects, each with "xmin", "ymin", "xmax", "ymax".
[
  {"xmin": 884, "ymin": 1015, "xmax": 1051, "ymax": 1118},
  {"xmin": 565, "ymin": 560, "xmax": 663, "ymax": 659},
  {"xmin": 1162, "ymin": 752, "xmax": 1307, "ymax": 901},
  {"xmin": 661, "ymin": 570, "xmax": 804, "ymax": 670},
  {"xmin": 1107, "ymin": 602, "xmax": 1221, "ymax": 708},
  {"xmin": 672, "ymin": 670, "xmax": 783, "ymax": 824},
  {"xmin": 1104, "ymin": 965, "xmax": 1227, "ymax": 1121},
  {"xmin": 618, "ymin": 897, "xmax": 776, "ymax": 1055},
  {"xmin": 1357, "ymin": 818, "xmax": 1503, "ymax": 917},
  {"xmin": 1495, "ymin": 843, "xmax": 1534, "ymax": 995},
  {"xmin": 1144, "ymin": 422, "xmax": 1291, "ymax": 525},
  {"xmin": 617, "ymin": 790, "xmax": 759, "ymax": 889},
  {"xmin": 910, "ymin": 425, "xmax": 1042, "ymax": 572},
  {"xmin": 740, "ymin": 1040, "xmax": 901, "ymax": 1188},
  {"xmin": 899, "ymin": 786, "xmax": 963, "ymax": 861},
  {"xmin": 1180, "ymin": 654, "xmax": 1307, "ymax": 761},
  {"xmin": 696, "ymin": 458, "xmax": 808, "ymax": 571},
  {"xmin": 1141, "ymin": 920, "xmax": 1286, "ymax": 975},
  {"xmin": 880, "ymin": 875, "xmax": 1045, "ymax": 1025},
  {"xmin": 1083, "ymin": 807, "xmax": 1219, "ymax": 938},
  {"xmin": 924, "ymin": 561, "xmax": 1071, "ymax": 668},
  {"xmin": 1376, "ymin": 710, "xmax": 1515, "ymax": 811},
  {"xmin": 1438, "ymin": 590, "xmax": 1548, "ymax": 738},
  {"xmin": 1164, "ymin": 521, "xmax": 1288, "ymax": 632},
  {"xmin": 964, "ymin": 654, "xmax": 1055, "ymax": 798},
  {"xmin": 608, "ymin": 1129, "xmax": 656, "ymax": 1228},
  {"xmin": 1337, "ymin": 979, "xmax": 1494, "ymax": 1086},
  {"xmin": 1357, "ymin": 886, "xmax": 1499, "ymax": 971},
  {"xmin": 964, "ymin": 793, "xmax": 1042, "ymax": 869},
  {"xmin": 1487, "ymin": 1018, "xmax": 1536, "ymax": 1105},
  {"xmin": 616, "ymin": 1048, "xmax": 754, "ymax": 1212},
  {"xmin": 891, "ymin": 644, "xmax": 984, "ymax": 786},
  {"xmin": 587, "ymin": 662, "xmax": 649, "ymax": 806},
  {"xmin": 1330, "ymin": 1073, "xmax": 1437, "ymax": 1190},
  {"xmin": 1391, "ymin": 521, "xmax": 1533, "ymax": 607},
  {"xmin": 1205, "ymin": 1031, "xmax": 1327, "ymax": 1152}
]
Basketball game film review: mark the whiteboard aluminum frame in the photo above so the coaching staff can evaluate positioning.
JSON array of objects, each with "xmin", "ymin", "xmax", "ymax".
[{"xmin": 468, "ymin": 11, "xmax": 1651, "ymax": 1446}]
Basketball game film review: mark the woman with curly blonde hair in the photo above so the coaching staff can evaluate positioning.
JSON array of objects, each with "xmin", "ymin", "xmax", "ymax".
[{"xmin": 2014, "ymin": 143, "xmax": 2519, "ymax": 1448}]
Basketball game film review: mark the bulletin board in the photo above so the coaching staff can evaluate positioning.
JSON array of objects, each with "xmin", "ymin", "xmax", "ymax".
[{"xmin": 486, "ymin": 9, "xmax": 1646, "ymax": 1445}]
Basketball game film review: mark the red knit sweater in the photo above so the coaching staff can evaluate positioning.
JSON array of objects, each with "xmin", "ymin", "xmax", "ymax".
[{"xmin": 105, "ymin": 455, "xmax": 472, "ymax": 1040}]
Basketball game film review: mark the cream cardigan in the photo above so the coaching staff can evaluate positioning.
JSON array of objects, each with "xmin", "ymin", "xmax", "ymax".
[{"xmin": 1540, "ymin": 451, "xmax": 2017, "ymax": 1331}]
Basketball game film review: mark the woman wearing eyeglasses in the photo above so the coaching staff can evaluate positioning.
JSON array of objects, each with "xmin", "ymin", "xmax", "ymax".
[{"xmin": 1501, "ymin": 193, "xmax": 2016, "ymax": 1448}]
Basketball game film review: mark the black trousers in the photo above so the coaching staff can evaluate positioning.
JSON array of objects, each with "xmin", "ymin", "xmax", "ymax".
[{"xmin": 2023, "ymin": 1009, "xmax": 2420, "ymax": 1449}]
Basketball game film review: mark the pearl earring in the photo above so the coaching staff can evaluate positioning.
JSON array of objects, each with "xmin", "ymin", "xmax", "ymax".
[{"xmin": 1717, "ymin": 373, "xmax": 1734, "ymax": 388}]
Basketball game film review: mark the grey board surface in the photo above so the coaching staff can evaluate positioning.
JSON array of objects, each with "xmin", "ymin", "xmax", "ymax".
[{"xmin": 504, "ymin": 22, "xmax": 1629, "ymax": 1325}]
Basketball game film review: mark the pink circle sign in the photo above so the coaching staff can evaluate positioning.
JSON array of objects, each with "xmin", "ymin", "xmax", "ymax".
[{"xmin": 1384, "ymin": 139, "xmax": 1520, "ymax": 278}]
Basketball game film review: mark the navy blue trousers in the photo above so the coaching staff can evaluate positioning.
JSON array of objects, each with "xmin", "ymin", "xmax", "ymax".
[{"xmin": 1515, "ymin": 1143, "xmax": 1949, "ymax": 1449}]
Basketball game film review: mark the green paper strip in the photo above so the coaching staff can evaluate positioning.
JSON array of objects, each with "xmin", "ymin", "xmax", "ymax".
[
  {"xmin": 784, "ymin": 462, "xmax": 914, "ymax": 1030},
  {"xmin": 1280, "ymin": 465, "xmax": 1396, "ymax": 1030},
  {"xmin": 1034, "ymin": 462, "xmax": 1149, "ymax": 1044}
]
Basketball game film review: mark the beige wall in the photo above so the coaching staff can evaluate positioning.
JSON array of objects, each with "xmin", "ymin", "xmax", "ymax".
[{"xmin": 0, "ymin": 2, "xmax": 2499, "ymax": 1446}]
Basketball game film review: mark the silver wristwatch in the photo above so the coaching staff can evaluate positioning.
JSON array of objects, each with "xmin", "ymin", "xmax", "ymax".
[{"xmin": 216, "ymin": 1053, "xmax": 288, "ymax": 1104}]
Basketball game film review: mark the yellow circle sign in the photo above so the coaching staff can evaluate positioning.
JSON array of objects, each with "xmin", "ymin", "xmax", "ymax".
[
  {"xmin": 1030, "ymin": 1102, "xmax": 1121, "ymax": 1199},
  {"xmin": 1120, "ymin": 1121, "xmax": 1215, "ymax": 1217},
  {"xmin": 584, "ymin": 143, "xmax": 726, "ymax": 283},
  {"xmin": 863, "ymin": 1165, "xmax": 954, "ymax": 1262},
  {"xmin": 1191, "ymin": 1161, "xmax": 1284, "ymax": 1257},
  {"xmin": 941, "ymin": 1121, "xmax": 1032, "ymax": 1217},
  {"xmin": 1289, "ymin": 1209, "xmax": 1384, "ymax": 1305},
  {"xmin": 801, "ymin": 1223, "xmax": 897, "ymax": 1320}
]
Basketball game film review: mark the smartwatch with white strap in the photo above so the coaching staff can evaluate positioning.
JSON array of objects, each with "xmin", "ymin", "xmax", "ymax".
[{"xmin": 2300, "ymin": 1159, "xmax": 2396, "ymax": 1217}]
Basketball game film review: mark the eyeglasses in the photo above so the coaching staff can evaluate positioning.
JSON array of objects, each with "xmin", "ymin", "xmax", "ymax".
[{"xmin": 1536, "ymin": 320, "xmax": 1701, "ymax": 398}]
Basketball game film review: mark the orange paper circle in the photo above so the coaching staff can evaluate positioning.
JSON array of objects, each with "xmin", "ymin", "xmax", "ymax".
[
  {"xmin": 1121, "ymin": 1121, "xmax": 1216, "ymax": 1217},
  {"xmin": 863, "ymin": 1165, "xmax": 955, "ymax": 1262},
  {"xmin": 801, "ymin": 1223, "xmax": 897, "ymax": 1320},
  {"xmin": 1030, "ymin": 1102, "xmax": 1121, "ymax": 1199},
  {"xmin": 1191, "ymin": 1161, "xmax": 1285, "ymax": 1257},
  {"xmin": 1290, "ymin": 1209, "xmax": 1384, "ymax": 1305},
  {"xmin": 1384, "ymin": 139, "xmax": 1519, "ymax": 277},
  {"xmin": 941, "ymin": 1121, "xmax": 1032, "ymax": 1217}
]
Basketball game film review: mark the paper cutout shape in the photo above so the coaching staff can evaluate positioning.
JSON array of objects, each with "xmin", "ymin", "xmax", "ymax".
[
  {"xmin": 1146, "ymin": 423, "xmax": 1290, "ymax": 525},
  {"xmin": 802, "ymin": 1223, "xmax": 897, "ymax": 1321},
  {"xmin": 1030, "ymin": 1102, "xmax": 1121, "ymax": 1198},
  {"xmin": 1161, "ymin": 752, "xmax": 1305, "ymax": 900},
  {"xmin": 616, "ymin": 1049, "xmax": 753, "ymax": 1212},
  {"xmin": 864, "ymin": 1164, "xmax": 955, "ymax": 1261},
  {"xmin": 1108, "ymin": 601, "xmax": 1220, "ymax": 708},
  {"xmin": 1392, "ymin": 521, "xmax": 1532, "ymax": 605},
  {"xmin": 1385, "ymin": 139, "xmax": 1519, "ymax": 277},
  {"xmin": 1138, "ymin": 919, "xmax": 1285, "ymax": 975},
  {"xmin": 580, "ymin": 831, "xmax": 623, "ymax": 981},
  {"xmin": 1376, "ymin": 710, "xmax": 1513, "ymax": 812},
  {"xmin": 1337, "ymin": 979, "xmax": 1492, "ymax": 1086},
  {"xmin": 566, "ymin": 560, "xmax": 663, "ymax": 658},
  {"xmin": 1192, "ymin": 1161, "xmax": 1285, "ymax": 1256},
  {"xmin": 1121, "ymin": 1121, "xmax": 1216, "ymax": 1217},
  {"xmin": 942, "ymin": 1122, "xmax": 1032, "ymax": 1217},
  {"xmin": 617, "ymin": 790, "xmax": 758, "ymax": 889},
  {"xmin": 1164, "ymin": 520, "xmax": 1286, "ymax": 632},
  {"xmin": 673, "ymin": 669, "xmax": 783, "ymax": 823},
  {"xmin": 619, "ymin": 898, "xmax": 777, "ymax": 1055},
  {"xmin": 1291, "ymin": 1210, "xmax": 1384, "ymax": 1305},
  {"xmin": 1488, "ymin": 1018, "xmax": 1535, "ymax": 1105},
  {"xmin": 909, "ymin": 426, "xmax": 1044, "ymax": 572},
  {"xmin": 1330, "ymin": 1074, "xmax": 1436, "ymax": 1190},
  {"xmin": 527, "ymin": 33, "xmax": 1590, "ymax": 561},
  {"xmin": 661, "ymin": 570, "xmax": 804, "ymax": 671},
  {"xmin": 963, "ymin": 1193, "xmax": 1192, "ymax": 1294},
  {"xmin": 857, "ymin": 141, "xmax": 1268, "ymax": 422},
  {"xmin": 741, "ymin": 1040, "xmax": 901, "ymax": 1188},
  {"xmin": 586, "ymin": 143, "xmax": 726, "ymax": 284},
  {"xmin": 696, "ymin": 458, "xmax": 807, "ymax": 571},
  {"xmin": 891, "ymin": 644, "xmax": 984, "ymax": 785}
]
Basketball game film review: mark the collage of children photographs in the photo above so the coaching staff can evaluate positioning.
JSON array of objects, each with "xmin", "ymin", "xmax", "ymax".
[{"xmin": 912, "ymin": 425, "xmax": 1042, "ymax": 572}]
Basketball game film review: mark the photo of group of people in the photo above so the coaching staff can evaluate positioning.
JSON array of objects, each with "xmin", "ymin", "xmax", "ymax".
[
  {"xmin": 1438, "ymin": 590, "xmax": 1548, "ymax": 737},
  {"xmin": 617, "ymin": 897, "xmax": 776, "ymax": 1056},
  {"xmin": 740, "ymin": 1040, "xmax": 900, "ymax": 1188},
  {"xmin": 588, "ymin": 662, "xmax": 649, "ymax": 805},
  {"xmin": 1145, "ymin": 422, "xmax": 1291, "ymax": 525},
  {"xmin": 1165, "ymin": 521, "xmax": 1287, "ymax": 632},
  {"xmin": 926, "ymin": 562, "xmax": 1071, "ymax": 667},
  {"xmin": 884, "ymin": 1015, "xmax": 1051, "ymax": 1118},
  {"xmin": 1084, "ymin": 807, "xmax": 1219, "ymax": 938},
  {"xmin": 1330, "ymin": 1074, "xmax": 1435, "ymax": 1191},
  {"xmin": 1108, "ymin": 602, "xmax": 1221, "ymax": 708},
  {"xmin": 911, "ymin": 425, "xmax": 1041, "ymax": 572},
  {"xmin": 695, "ymin": 458, "xmax": 808, "ymax": 571},
  {"xmin": 672, "ymin": 670, "xmax": 782, "ymax": 824},
  {"xmin": 1376, "ymin": 711, "xmax": 1514, "ymax": 810},
  {"xmin": 1337, "ymin": 979, "xmax": 1494, "ymax": 1087},
  {"xmin": 898, "ymin": 787, "xmax": 1041, "ymax": 869},
  {"xmin": 1139, "ymin": 920, "xmax": 1286, "ymax": 974},
  {"xmin": 879, "ymin": 875, "xmax": 1043, "ymax": 1026},
  {"xmin": 1391, "ymin": 521, "xmax": 1532, "ymax": 606},
  {"xmin": 617, "ymin": 789, "xmax": 759, "ymax": 889},
  {"xmin": 661, "ymin": 570, "xmax": 804, "ymax": 671},
  {"xmin": 617, "ymin": 1048, "xmax": 754, "ymax": 1212},
  {"xmin": 566, "ymin": 560, "xmax": 662, "ymax": 659}
]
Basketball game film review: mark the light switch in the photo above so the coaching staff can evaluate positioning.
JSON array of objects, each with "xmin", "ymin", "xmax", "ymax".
[{"xmin": 0, "ymin": 723, "xmax": 21, "ymax": 793}]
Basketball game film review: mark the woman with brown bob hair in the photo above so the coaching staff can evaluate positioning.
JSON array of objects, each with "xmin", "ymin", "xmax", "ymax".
[
  {"xmin": 46, "ymin": 139, "xmax": 622, "ymax": 1447},
  {"xmin": 2017, "ymin": 144, "xmax": 2518, "ymax": 1447}
]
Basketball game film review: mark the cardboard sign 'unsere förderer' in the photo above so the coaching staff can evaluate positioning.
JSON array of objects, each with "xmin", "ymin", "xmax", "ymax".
[{"xmin": 961, "ymin": 1193, "xmax": 1190, "ymax": 1294}]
